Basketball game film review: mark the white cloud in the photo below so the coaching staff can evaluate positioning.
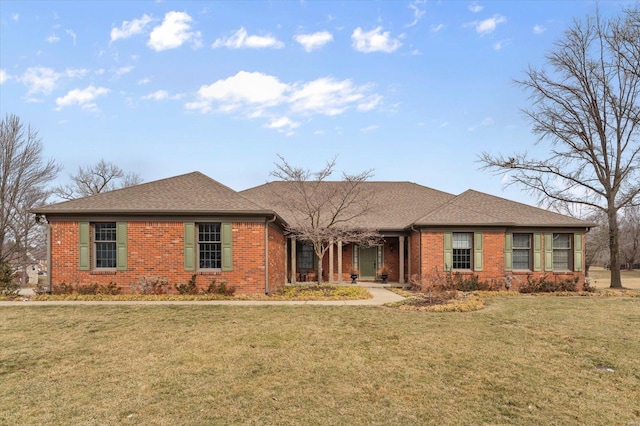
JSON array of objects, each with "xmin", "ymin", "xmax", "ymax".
[
  {"xmin": 19, "ymin": 66, "xmax": 87, "ymax": 95},
  {"xmin": 114, "ymin": 66, "xmax": 135, "ymax": 76},
  {"xmin": 55, "ymin": 85, "xmax": 110, "ymax": 111},
  {"xmin": 138, "ymin": 77, "xmax": 151, "ymax": 85},
  {"xmin": 265, "ymin": 116, "xmax": 300, "ymax": 134},
  {"xmin": 469, "ymin": 117, "xmax": 494, "ymax": 131},
  {"xmin": 493, "ymin": 39, "xmax": 511, "ymax": 50},
  {"xmin": 357, "ymin": 94, "xmax": 382, "ymax": 111},
  {"xmin": 212, "ymin": 27, "xmax": 284, "ymax": 49},
  {"xmin": 431, "ymin": 24, "xmax": 445, "ymax": 32},
  {"xmin": 147, "ymin": 11, "xmax": 201, "ymax": 51},
  {"xmin": 468, "ymin": 2, "xmax": 484, "ymax": 13},
  {"xmin": 293, "ymin": 31, "xmax": 333, "ymax": 52},
  {"xmin": 361, "ymin": 124, "xmax": 379, "ymax": 133},
  {"xmin": 474, "ymin": 15, "xmax": 507, "ymax": 35},
  {"xmin": 407, "ymin": 1, "xmax": 426, "ymax": 28},
  {"xmin": 186, "ymin": 71, "xmax": 289, "ymax": 114},
  {"xmin": 290, "ymin": 77, "xmax": 375, "ymax": 116},
  {"xmin": 46, "ymin": 34, "xmax": 60, "ymax": 43},
  {"xmin": 141, "ymin": 89, "xmax": 182, "ymax": 101},
  {"xmin": 110, "ymin": 14, "xmax": 153, "ymax": 43},
  {"xmin": 12, "ymin": 13, "xmax": 19, "ymax": 21},
  {"xmin": 352, "ymin": 27, "xmax": 402, "ymax": 53},
  {"xmin": 0, "ymin": 70, "xmax": 9, "ymax": 84},
  {"xmin": 186, "ymin": 71, "xmax": 383, "ymax": 131},
  {"xmin": 533, "ymin": 24, "xmax": 546, "ymax": 34},
  {"xmin": 66, "ymin": 29, "xmax": 77, "ymax": 45}
]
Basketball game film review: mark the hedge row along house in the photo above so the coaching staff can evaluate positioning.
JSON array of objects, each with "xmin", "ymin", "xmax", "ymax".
[{"xmin": 32, "ymin": 171, "xmax": 594, "ymax": 294}]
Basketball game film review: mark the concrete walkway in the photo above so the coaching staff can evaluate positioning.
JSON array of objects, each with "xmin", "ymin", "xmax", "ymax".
[{"xmin": 0, "ymin": 286, "xmax": 405, "ymax": 307}]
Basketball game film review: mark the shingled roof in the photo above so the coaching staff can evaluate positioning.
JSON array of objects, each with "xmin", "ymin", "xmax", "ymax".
[
  {"xmin": 241, "ymin": 181, "xmax": 455, "ymax": 230},
  {"xmin": 34, "ymin": 172, "xmax": 593, "ymax": 229},
  {"xmin": 414, "ymin": 190, "xmax": 593, "ymax": 227},
  {"xmin": 33, "ymin": 172, "xmax": 272, "ymax": 215}
]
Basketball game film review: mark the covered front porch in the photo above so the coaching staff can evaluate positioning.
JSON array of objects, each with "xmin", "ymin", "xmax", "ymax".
[{"xmin": 286, "ymin": 235, "xmax": 412, "ymax": 285}]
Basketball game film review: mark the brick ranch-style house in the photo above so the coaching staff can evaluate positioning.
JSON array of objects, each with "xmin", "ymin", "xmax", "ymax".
[{"xmin": 32, "ymin": 171, "xmax": 594, "ymax": 294}]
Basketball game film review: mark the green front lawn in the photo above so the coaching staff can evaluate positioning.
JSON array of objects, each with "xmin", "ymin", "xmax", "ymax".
[{"xmin": 1, "ymin": 296, "xmax": 639, "ymax": 425}]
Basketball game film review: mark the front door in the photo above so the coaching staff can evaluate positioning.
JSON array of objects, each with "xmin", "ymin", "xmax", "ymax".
[{"xmin": 358, "ymin": 246, "xmax": 377, "ymax": 279}]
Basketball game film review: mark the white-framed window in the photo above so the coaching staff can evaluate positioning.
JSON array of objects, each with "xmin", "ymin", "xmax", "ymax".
[
  {"xmin": 94, "ymin": 223, "xmax": 117, "ymax": 269},
  {"xmin": 453, "ymin": 233, "xmax": 472, "ymax": 270},
  {"xmin": 198, "ymin": 223, "xmax": 221, "ymax": 269},
  {"xmin": 553, "ymin": 233, "xmax": 572, "ymax": 270},
  {"xmin": 512, "ymin": 233, "xmax": 532, "ymax": 270}
]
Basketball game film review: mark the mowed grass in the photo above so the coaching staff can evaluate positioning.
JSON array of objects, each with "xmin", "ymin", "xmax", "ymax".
[
  {"xmin": 589, "ymin": 267, "xmax": 640, "ymax": 290},
  {"xmin": 2, "ymin": 297, "xmax": 639, "ymax": 425}
]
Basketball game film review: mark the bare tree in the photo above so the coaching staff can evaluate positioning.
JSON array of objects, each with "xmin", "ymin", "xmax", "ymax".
[
  {"xmin": 480, "ymin": 7, "xmax": 640, "ymax": 288},
  {"xmin": 54, "ymin": 159, "xmax": 143, "ymax": 200},
  {"xmin": 619, "ymin": 205, "xmax": 640, "ymax": 269},
  {"xmin": 0, "ymin": 114, "xmax": 60, "ymax": 263},
  {"xmin": 271, "ymin": 155, "xmax": 382, "ymax": 283}
]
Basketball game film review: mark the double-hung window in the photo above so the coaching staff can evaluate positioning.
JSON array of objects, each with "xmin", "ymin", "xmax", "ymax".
[
  {"xmin": 512, "ymin": 233, "xmax": 532, "ymax": 270},
  {"xmin": 297, "ymin": 241, "xmax": 315, "ymax": 270},
  {"xmin": 198, "ymin": 223, "xmax": 221, "ymax": 269},
  {"xmin": 452, "ymin": 233, "xmax": 473, "ymax": 270},
  {"xmin": 553, "ymin": 233, "xmax": 572, "ymax": 270},
  {"xmin": 94, "ymin": 223, "xmax": 117, "ymax": 268}
]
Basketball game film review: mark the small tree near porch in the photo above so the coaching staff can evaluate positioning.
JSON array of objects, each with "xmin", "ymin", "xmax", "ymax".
[{"xmin": 271, "ymin": 155, "xmax": 382, "ymax": 283}]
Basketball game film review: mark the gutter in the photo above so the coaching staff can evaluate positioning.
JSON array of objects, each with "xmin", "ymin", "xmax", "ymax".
[{"xmin": 264, "ymin": 215, "xmax": 277, "ymax": 295}]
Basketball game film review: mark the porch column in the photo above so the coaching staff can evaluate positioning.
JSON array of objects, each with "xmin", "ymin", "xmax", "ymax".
[
  {"xmin": 329, "ymin": 241, "xmax": 334, "ymax": 283},
  {"xmin": 399, "ymin": 236, "xmax": 405, "ymax": 284},
  {"xmin": 337, "ymin": 240, "xmax": 343, "ymax": 283},
  {"xmin": 290, "ymin": 236, "xmax": 297, "ymax": 284}
]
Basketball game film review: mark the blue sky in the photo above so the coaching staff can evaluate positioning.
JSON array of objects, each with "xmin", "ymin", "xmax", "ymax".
[{"xmin": 0, "ymin": 1, "xmax": 631, "ymax": 206}]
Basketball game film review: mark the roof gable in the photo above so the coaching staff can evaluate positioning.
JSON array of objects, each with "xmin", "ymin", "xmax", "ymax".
[
  {"xmin": 414, "ymin": 190, "xmax": 592, "ymax": 227},
  {"xmin": 240, "ymin": 181, "xmax": 456, "ymax": 229},
  {"xmin": 34, "ymin": 172, "xmax": 270, "ymax": 215}
]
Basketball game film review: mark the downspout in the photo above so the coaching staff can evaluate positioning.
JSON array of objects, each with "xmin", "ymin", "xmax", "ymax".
[{"xmin": 264, "ymin": 215, "xmax": 277, "ymax": 295}]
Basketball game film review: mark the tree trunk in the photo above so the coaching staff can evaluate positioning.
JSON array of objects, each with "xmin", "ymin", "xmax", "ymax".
[
  {"xmin": 608, "ymin": 208, "xmax": 623, "ymax": 288},
  {"xmin": 317, "ymin": 256, "xmax": 323, "ymax": 284}
]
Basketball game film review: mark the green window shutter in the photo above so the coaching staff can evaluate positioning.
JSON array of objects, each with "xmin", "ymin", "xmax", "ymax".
[
  {"xmin": 221, "ymin": 222, "xmax": 233, "ymax": 271},
  {"xmin": 116, "ymin": 222, "xmax": 127, "ymax": 271},
  {"xmin": 533, "ymin": 233, "xmax": 542, "ymax": 272},
  {"xmin": 184, "ymin": 223, "xmax": 195, "ymax": 271},
  {"xmin": 574, "ymin": 233, "xmax": 583, "ymax": 272},
  {"xmin": 544, "ymin": 233, "xmax": 553, "ymax": 272},
  {"xmin": 443, "ymin": 232, "xmax": 452, "ymax": 271},
  {"xmin": 504, "ymin": 233, "xmax": 513, "ymax": 272},
  {"xmin": 79, "ymin": 222, "xmax": 90, "ymax": 270},
  {"xmin": 474, "ymin": 232, "xmax": 483, "ymax": 272}
]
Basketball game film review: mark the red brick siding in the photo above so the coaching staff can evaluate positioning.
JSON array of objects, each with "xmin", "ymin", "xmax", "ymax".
[
  {"xmin": 417, "ymin": 230, "xmax": 587, "ymax": 289},
  {"xmin": 49, "ymin": 220, "xmax": 269, "ymax": 294},
  {"xmin": 267, "ymin": 223, "xmax": 286, "ymax": 293}
]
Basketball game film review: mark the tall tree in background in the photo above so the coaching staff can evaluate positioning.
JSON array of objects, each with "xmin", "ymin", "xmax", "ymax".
[
  {"xmin": 54, "ymin": 159, "xmax": 143, "ymax": 200},
  {"xmin": 480, "ymin": 7, "xmax": 640, "ymax": 288},
  {"xmin": 0, "ymin": 114, "xmax": 60, "ymax": 265},
  {"xmin": 619, "ymin": 205, "xmax": 640, "ymax": 269},
  {"xmin": 271, "ymin": 155, "xmax": 382, "ymax": 283}
]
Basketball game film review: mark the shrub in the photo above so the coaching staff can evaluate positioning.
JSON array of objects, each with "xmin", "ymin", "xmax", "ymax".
[
  {"xmin": 0, "ymin": 260, "xmax": 19, "ymax": 297},
  {"xmin": 582, "ymin": 279, "xmax": 596, "ymax": 293},
  {"xmin": 202, "ymin": 279, "xmax": 235, "ymax": 296},
  {"xmin": 518, "ymin": 275, "xmax": 579, "ymax": 293},
  {"xmin": 98, "ymin": 282, "xmax": 121, "ymax": 295},
  {"xmin": 75, "ymin": 283, "xmax": 99, "ymax": 295},
  {"xmin": 175, "ymin": 274, "xmax": 199, "ymax": 295},
  {"xmin": 52, "ymin": 282, "xmax": 75, "ymax": 295},
  {"xmin": 131, "ymin": 275, "xmax": 171, "ymax": 295}
]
